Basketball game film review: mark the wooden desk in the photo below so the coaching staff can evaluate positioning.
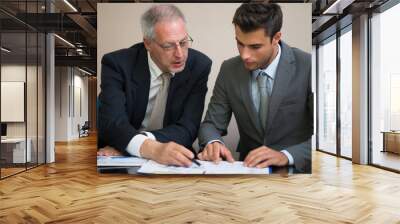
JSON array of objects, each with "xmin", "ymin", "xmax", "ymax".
[{"xmin": 382, "ymin": 131, "xmax": 400, "ymax": 154}]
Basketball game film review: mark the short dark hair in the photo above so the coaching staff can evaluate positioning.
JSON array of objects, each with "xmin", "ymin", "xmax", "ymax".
[{"xmin": 232, "ymin": 2, "xmax": 282, "ymax": 38}]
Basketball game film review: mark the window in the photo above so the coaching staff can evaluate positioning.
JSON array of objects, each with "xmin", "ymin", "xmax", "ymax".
[
  {"xmin": 0, "ymin": 1, "xmax": 47, "ymax": 179},
  {"xmin": 370, "ymin": 2, "xmax": 400, "ymax": 171},
  {"xmin": 317, "ymin": 36, "xmax": 337, "ymax": 155},
  {"xmin": 339, "ymin": 28, "xmax": 352, "ymax": 158}
]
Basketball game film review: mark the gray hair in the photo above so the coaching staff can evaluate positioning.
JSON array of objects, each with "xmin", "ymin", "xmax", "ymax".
[{"xmin": 141, "ymin": 4, "xmax": 186, "ymax": 40}]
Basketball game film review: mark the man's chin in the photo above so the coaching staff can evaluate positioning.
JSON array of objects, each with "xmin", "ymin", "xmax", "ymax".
[
  {"xmin": 169, "ymin": 64, "xmax": 185, "ymax": 73},
  {"xmin": 244, "ymin": 65, "xmax": 257, "ymax": 71},
  {"xmin": 243, "ymin": 62, "xmax": 258, "ymax": 71}
]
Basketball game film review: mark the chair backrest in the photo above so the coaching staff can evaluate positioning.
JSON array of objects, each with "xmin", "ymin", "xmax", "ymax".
[{"xmin": 82, "ymin": 121, "xmax": 90, "ymax": 129}]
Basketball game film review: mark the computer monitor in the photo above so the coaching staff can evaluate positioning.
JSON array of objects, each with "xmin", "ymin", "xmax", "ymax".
[{"xmin": 1, "ymin": 123, "xmax": 7, "ymax": 138}]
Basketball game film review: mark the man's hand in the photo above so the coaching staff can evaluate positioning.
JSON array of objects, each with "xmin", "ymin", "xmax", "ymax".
[
  {"xmin": 97, "ymin": 146, "xmax": 123, "ymax": 156},
  {"xmin": 140, "ymin": 139, "xmax": 194, "ymax": 167},
  {"xmin": 197, "ymin": 141, "xmax": 235, "ymax": 164},
  {"xmin": 243, "ymin": 146, "xmax": 288, "ymax": 168}
]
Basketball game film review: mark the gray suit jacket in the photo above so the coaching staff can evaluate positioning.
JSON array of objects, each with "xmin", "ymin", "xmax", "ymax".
[{"xmin": 198, "ymin": 41, "xmax": 313, "ymax": 172}]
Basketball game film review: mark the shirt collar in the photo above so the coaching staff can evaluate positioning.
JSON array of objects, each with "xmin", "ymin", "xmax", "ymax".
[
  {"xmin": 252, "ymin": 43, "xmax": 281, "ymax": 79},
  {"xmin": 147, "ymin": 51, "xmax": 175, "ymax": 79}
]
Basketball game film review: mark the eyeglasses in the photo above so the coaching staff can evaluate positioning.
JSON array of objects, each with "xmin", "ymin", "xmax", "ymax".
[{"xmin": 154, "ymin": 36, "xmax": 193, "ymax": 52}]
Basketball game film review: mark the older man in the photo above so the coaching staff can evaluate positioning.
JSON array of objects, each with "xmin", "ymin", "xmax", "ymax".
[{"xmin": 98, "ymin": 5, "xmax": 212, "ymax": 167}]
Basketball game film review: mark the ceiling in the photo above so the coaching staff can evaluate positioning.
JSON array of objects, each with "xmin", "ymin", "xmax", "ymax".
[{"xmin": 0, "ymin": 0, "xmax": 393, "ymax": 75}]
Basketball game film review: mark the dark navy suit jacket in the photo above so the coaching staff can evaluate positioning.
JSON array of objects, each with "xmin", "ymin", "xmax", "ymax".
[{"xmin": 98, "ymin": 43, "xmax": 212, "ymax": 153}]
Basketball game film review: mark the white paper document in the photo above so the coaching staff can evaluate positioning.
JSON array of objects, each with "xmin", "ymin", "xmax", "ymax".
[
  {"xmin": 137, "ymin": 160, "xmax": 270, "ymax": 174},
  {"xmin": 97, "ymin": 156, "xmax": 148, "ymax": 167}
]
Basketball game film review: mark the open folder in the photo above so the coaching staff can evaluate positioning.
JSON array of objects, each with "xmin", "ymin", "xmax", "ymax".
[{"xmin": 137, "ymin": 160, "xmax": 271, "ymax": 174}]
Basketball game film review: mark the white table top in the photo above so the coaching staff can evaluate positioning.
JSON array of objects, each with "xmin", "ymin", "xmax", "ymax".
[{"xmin": 1, "ymin": 138, "xmax": 29, "ymax": 143}]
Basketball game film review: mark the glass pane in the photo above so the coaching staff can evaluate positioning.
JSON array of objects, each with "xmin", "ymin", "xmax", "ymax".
[
  {"xmin": 371, "ymin": 3, "xmax": 400, "ymax": 171},
  {"xmin": 27, "ymin": 31, "xmax": 38, "ymax": 169},
  {"xmin": 38, "ymin": 33, "xmax": 45, "ymax": 165},
  {"xmin": 1, "ymin": 30, "xmax": 27, "ymax": 177},
  {"xmin": 340, "ymin": 29, "xmax": 352, "ymax": 158},
  {"xmin": 312, "ymin": 46, "xmax": 317, "ymax": 150},
  {"xmin": 318, "ymin": 37, "xmax": 337, "ymax": 154}
]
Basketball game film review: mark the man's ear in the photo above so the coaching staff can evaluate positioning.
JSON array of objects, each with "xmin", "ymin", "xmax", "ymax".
[
  {"xmin": 272, "ymin": 31, "xmax": 282, "ymax": 45},
  {"xmin": 143, "ymin": 38, "xmax": 151, "ymax": 51}
]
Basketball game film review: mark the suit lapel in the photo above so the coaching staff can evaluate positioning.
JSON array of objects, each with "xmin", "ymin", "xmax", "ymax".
[
  {"xmin": 237, "ymin": 64, "xmax": 264, "ymax": 138},
  {"xmin": 168, "ymin": 68, "xmax": 189, "ymax": 94},
  {"xmin": 131, "ymin": 46, "xmax": 151, "ymax": 128},
  {"xmin": 265, "ymin": 42, "xmax": 296, "ymax": 135}
]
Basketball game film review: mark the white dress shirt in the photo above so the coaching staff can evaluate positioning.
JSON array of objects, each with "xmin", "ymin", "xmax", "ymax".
[{"xmin": 125, "ymin": 52, "xmax": 174, "ymax": 157}]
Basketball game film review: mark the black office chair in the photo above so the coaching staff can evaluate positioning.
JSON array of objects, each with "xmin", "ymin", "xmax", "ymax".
[{"xmin": 78, "ymin": 121, "xmax": 90, "ymax": 138}]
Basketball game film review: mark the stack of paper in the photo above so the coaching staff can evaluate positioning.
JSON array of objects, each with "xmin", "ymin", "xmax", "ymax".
[
  {"xmin": 201, "ymin": 161, "xmax": 271, "ymax": 174},
  {"xmin": 137, "ymin": 160, "xmax": 270, "ymax": 174}
]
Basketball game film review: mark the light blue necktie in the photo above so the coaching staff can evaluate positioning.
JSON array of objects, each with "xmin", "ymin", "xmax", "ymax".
[{"xmin": 257, "ymin": 71, "xmax": 272, "ymax": 132}]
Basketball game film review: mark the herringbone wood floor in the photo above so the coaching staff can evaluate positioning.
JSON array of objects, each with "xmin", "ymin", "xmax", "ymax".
[{"xmin": 0, "ymin": 134, "xmax": 400, "ymax": 224}]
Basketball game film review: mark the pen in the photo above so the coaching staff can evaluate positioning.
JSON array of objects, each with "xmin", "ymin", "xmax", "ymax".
[{"xmin": 192, "ymin": 158, "xmax": 201, "ymax": 166}]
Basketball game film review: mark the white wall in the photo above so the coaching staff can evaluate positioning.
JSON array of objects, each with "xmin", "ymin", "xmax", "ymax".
[
  {"xmin": 54, "ymin": 67, "xmax": 89, "ymax": 141},
  {"xmin": 72, "ymin": 72, "xmax": 89, "ymax": 138},
  {"xmin": 55, "ymin": 67, "xmax": 69, "ymax": 141},
  {"xmin": 97, "ymin": 3, "xmax": 311, "ymax": 151}
]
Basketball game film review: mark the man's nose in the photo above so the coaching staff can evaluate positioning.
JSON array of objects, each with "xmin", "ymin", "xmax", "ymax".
[
  {"xmin": 174, "ymin": 44, "xmax": 183, "ymax": 58},
  {"xmin": 240, "ymin": 47, "xmax": 251, "ymax": 61}
]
